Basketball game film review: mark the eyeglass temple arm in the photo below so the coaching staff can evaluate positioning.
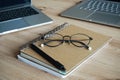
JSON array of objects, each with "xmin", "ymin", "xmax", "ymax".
[{"xmin": 71, "ymin": 40, "xmax": 92, "ymax": 50}]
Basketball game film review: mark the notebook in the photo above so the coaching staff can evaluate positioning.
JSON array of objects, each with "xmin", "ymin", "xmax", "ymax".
[
  {"xmin": 17, "ymin": 23, "xmax": 111, "ymax": 78},
  {"xmin": 0, "ymin": 0, "xmax": 53, "ymax": 35},
  {"xmin": 60, "ymin": 0, "xmax": 120, "ymax": 28}
]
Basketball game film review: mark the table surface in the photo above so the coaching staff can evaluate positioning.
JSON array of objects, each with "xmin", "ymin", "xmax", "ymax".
[{"xmin": 0, "ymin": 0, "xmax": 120, "ymax": 80}]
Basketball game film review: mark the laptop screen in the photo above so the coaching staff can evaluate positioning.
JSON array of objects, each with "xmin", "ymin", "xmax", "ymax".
[{"xmin": 0, "ymin": 0, "xmax": 30, "ymax": 9}]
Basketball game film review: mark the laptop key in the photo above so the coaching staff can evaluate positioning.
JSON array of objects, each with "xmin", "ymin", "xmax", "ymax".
[
  {"xmin": 79, "ymin": 0, "xmax": 120, "ymax": 15},
  {"xmin": 0, "ymin": 7, "xmax": 39, "ymax": 22}
]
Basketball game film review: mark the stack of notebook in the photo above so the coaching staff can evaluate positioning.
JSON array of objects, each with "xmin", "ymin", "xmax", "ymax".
[{"xmin": 17, "ymin": 23, "xmax": 111, "ymax": 78}]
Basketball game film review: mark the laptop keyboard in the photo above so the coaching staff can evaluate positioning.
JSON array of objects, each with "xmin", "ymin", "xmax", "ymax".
[
  {"xmin": 0, "ymin": 7, "xmax": 39, "ymax": 22},
  {"xmin": 79, "ymin": 0, "xmax": 120, "ymax": 15}
]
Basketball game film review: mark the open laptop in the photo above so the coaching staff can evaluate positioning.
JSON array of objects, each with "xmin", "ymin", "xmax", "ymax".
[
  {"xmin": 60, "ymin": 0, "xmax": 120, "ymax": 28},
  {"xmin": 0, "ymin": 0, "xmax": 53, "ymax": 35}
]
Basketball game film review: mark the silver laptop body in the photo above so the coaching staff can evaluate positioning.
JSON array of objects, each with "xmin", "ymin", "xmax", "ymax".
[
  {"xmin": 60, "ymin": 0, "xmax": 120, "ymax": 28},
  {"xmin": 0, "ymin": 0, "xmax": 53, "ymax": 35}
]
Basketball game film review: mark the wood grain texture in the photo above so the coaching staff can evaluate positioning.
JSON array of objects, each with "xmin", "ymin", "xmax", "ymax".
[{"xmin": 0, "ymin": 0, "xmax": 120, "ymax": 80}]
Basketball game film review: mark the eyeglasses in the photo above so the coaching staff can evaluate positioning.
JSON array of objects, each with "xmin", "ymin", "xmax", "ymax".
[{"xmin": 40, "ymin": 33, "xmax": 93, "ymax": 50}]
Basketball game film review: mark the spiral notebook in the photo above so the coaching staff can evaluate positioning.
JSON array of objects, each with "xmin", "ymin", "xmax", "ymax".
[{"xmin": 17, "ymin": 23, "xmax": 111, "ymax": 78}]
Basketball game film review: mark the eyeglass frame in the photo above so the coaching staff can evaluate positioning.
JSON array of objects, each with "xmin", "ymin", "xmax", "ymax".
[{"xmin": 40, "ymin": 33, "xmax": 93, "ymax": 50}]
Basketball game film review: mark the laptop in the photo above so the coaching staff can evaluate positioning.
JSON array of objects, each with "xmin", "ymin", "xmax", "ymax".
[
  {"xmin": 60, "ymin": 0, "xmax": 120, "ymax": 28},
  {"xmin": 0, "ymin": 0, "xmax": 53, "ymax": 35}
]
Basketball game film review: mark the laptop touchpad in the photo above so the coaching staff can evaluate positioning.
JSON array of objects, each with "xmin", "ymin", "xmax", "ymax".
[
  {"xmin": 87, "ymin": 12, "xmax": 120, "ymax": 24},
  {"xmin": 0, "ymin": 18, "xmax": 29, "ymax": 32}
]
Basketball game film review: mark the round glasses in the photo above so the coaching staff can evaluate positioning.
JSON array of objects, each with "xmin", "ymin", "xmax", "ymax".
[{"xmin": 40, "ymin": 33, "xmax": 93, "ymax": 50}]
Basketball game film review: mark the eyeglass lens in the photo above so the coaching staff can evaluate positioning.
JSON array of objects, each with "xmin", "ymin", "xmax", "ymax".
[{"xmin": 41, "ymin": 33, "xmax": 92, "ymax": 48}]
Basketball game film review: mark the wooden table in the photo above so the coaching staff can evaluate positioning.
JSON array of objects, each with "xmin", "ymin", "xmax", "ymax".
[{"xmin": 0, "ymin": 0, "xmax": 120, "ymax": 80}]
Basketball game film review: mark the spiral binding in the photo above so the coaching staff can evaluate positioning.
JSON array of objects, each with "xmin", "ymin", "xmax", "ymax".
[
  {"xmin": 20, "ymin": 23, "xmax": 69, "ymax": 49},
  {"xmin": 41, "ymin": 22, "xmax": 69, "ymax": 39}
]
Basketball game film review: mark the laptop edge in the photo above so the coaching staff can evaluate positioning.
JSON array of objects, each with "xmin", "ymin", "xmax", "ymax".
[{"xmin": 0, "ymin": 0, "xmax": 53, "ymax": 35}]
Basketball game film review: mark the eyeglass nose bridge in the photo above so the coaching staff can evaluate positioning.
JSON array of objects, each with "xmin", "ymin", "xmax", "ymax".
[{"xmin": 62, "ymin": 35, "xmax": 71, "ymax": 44}]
